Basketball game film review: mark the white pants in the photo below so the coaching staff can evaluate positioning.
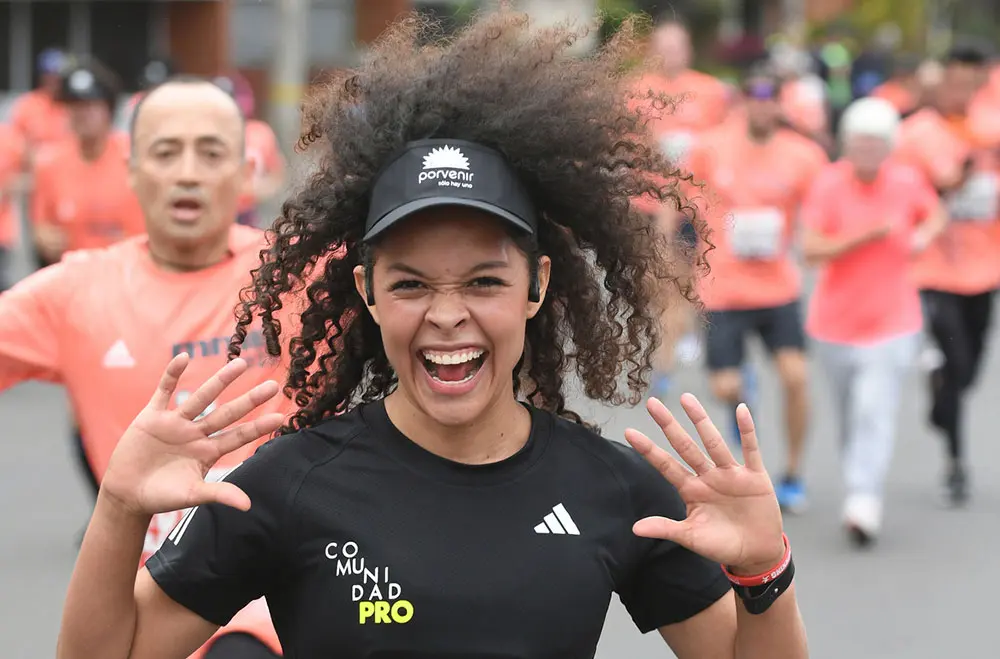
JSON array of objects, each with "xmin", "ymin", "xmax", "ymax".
[{"xmin": 815, "ymin": 333, "xmax": 918, "ymax": 498}]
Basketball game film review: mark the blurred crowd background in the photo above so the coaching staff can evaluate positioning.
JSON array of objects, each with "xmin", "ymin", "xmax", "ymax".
[{"xmin": 4, "ymin": 0, "xmax": 999, "ymax": 176}]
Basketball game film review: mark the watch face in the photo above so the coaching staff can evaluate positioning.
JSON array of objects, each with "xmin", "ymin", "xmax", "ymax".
[{"xmin": 735, "ymin": 558, "xmax": 795, "ymax": 615}]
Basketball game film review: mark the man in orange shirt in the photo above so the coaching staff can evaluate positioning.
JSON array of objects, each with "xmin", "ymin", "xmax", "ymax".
[
  {"xmin": 895, "ymin": 45, "xmax": 1000, "ymax": 505},
  {"xmin": 0, "ymin": 77, "xmax": 288, "ymax": 659},
  {"xmin": 30, "ymin": 60, "xmax": 146, "ymax": 266},
  {"xmin": 687, "ymin": 73, "xmax": 828, "ymax": 513},
  {"xmin": 0, "ymin": 124, "xmax": 25, "ymax": 291},
  {"xmin": 8, "ymin": 48, "xmax": 72, "ymax": 160},
  {"xmin": 636, "ymin": 17, "xmax": 729, "ymax": 165},
  {"xmin": 633, "ymin": 18, "xmax": 730, "ymax": 383}
]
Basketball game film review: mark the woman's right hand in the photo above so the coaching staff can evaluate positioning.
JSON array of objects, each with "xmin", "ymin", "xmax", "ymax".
[{"xmin": 100, "ymin": 353, "xmax": 286, "ymax": 517}]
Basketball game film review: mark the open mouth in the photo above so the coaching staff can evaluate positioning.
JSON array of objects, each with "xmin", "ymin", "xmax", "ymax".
[
  {"xmin": 420, "ymin": 348, "xmax": 487, "ymax": 384},
  {"xmin": 170, "ymin": 198, "xmax": 204, "ymax": 221}
]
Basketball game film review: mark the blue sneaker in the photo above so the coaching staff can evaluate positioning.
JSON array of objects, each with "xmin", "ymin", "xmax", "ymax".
[
  {"xmin": 741, "ymin": 362, "xmax": 758, "ymax": 409},
  {"xmin": 649, "ymin": 372, "xmax": 672, "ymax": 400},
  {"xmin": 776, "ymin": 478, "xmax": 808, "ymax": 514}
]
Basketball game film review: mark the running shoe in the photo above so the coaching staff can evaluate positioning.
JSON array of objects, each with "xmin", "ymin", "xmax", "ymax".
[
  {"xmin": 648, "ymin": 371, "xmax": 672, "ymax": 400},
  {"xmin": 775, "ymin": 477, "xmax": 808, "ymax": 514},
  {"xmin": 729, "ymin": 363, "xmax": 757, "ymax": 450},
  {"xmin": 945, "ymin": 462, "xmax": 969, "ymax": 506},
  {"xmin": 843, "ymin": 494, "xmax": 882, "ymax": 548},
  {"xmin": 741, "ymin": 362, "xmax": 758, "ymax": 408}
]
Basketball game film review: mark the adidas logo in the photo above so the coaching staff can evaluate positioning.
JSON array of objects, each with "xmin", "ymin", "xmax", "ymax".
[
  {"xmin": 417, "ymin": 145, "xmax": 475, "ymax": 189},
  {"xmin": 102, "ymin": 339, "xmax": 136, "ymax": 369},
  {"xmin": 533, "ymin": 503, "xmax": 580, "ymax": 536}
]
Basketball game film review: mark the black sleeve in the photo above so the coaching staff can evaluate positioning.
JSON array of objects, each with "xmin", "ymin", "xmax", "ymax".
[
  {"xmin": 612, "ymin": 443, "xmax": 732, "ymax": 633},
  {"xmin": 145, "ymin": 438, "xmax": 302, "ymax": 626}
]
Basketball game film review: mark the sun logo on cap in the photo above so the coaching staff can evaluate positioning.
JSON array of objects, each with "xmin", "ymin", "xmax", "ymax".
[{"xmin": 423, "ymin": 145, "xmax": 470, "ymax": 170}]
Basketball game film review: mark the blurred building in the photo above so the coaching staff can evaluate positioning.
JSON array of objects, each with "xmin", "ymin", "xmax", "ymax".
[{"xmin": 0, "ymin": 0, "xmax": 447, "ymax": 98}]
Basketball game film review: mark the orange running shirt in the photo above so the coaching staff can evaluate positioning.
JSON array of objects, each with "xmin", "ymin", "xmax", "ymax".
[
  {"xmin": 802, "ymin": 160, "xmax": 937, "ymax": 345},
  {"xmin": 871, "ymin": 81, "xmax": 918, "ymax": 115},
  {"xmin": 0, "ymin": 124, "xmax": 25, "ymax": 248},
  {"xmin": 30, "ymin": 132, "xmax": 146, "ymax": 252},
  {"xmin": 896, "ymin": 109, "xmax": 1000, "ymax": 295},
  {"xmin": 238, "ymin": 119, "xmax": 284, "ymax": 214},
  {"xmin": 633, "ymin": 70, "xmax": 730, "ymax": 165},
  {"xmin": 0, "ymin": 225, "xmax": 294, "ymax": 656},
  {"xmin": 9, "ymin": 90, "xmax": 71, "ymax": 155},
  {"xmin": 688, "ymin": 124, "xmax": 828, "ymax": 310}
]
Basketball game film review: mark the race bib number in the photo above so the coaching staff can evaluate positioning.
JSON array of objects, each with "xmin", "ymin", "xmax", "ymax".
[
  {"xmin": 728, "ymin": 207, "xmax": 785, "ymax": 260},
  {"xmin": 947, "ymin": 172, "xmax": 998, "ymax": 222},
  {"xmin": 660, "ymin": 131, "xmax": 694, "ymax": 163}
]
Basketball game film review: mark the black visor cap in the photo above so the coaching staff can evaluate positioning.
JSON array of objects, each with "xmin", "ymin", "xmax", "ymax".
[{"xmin": 364, "ymin": 139, "xmax": 538, "ymax": 243}]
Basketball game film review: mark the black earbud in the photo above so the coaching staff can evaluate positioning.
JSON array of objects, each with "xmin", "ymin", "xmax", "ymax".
[
  {"xmin": 528, "ymin": 258, "xmax": 540, "ymax": 304},
  {"xmin": 363, "ymin": 252, "xmax": 376, "ymax": 306},
  {"xmin": 365, "ymin": 268, "xmax": 375, "ymax": 306}
]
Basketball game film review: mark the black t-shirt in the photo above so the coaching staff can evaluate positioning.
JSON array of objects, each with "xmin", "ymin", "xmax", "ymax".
[{"xmin": 147, "ymin": 401, "xmax": 732, "ymax": 658}]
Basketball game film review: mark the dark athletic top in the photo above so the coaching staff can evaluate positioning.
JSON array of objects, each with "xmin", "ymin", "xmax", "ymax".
[{"xmin": 147, "ymin": 400, "xmax": 732, "ymax": 658}]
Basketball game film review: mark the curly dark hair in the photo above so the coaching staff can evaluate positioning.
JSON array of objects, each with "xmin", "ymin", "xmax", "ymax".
[{"xmin": 230, "ymin": 8, "xmax": 708, "ymax": 434}]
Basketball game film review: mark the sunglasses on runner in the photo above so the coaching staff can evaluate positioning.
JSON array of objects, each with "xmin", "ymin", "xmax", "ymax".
[{"xmin": 743, "ymin": 79, "xmax": 779, "ymax": 100}]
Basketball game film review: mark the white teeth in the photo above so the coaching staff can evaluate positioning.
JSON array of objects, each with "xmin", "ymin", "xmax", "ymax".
[
  {"xmin": 422, "ymin": 349, "xmax": 484, "ymax": 365},
  {"xmin": 430, "ymin": 371, "xmax": 478, "ymax": 384}
]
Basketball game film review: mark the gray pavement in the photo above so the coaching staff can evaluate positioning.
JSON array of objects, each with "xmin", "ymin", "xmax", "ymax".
[{"xmin": 1, "ymin": 224, "xmax": 996, "ymax": 659}]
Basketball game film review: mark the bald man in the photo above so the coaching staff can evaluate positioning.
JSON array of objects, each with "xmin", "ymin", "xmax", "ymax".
[{"xmin": 0, "ymin": 76, "xmax": 291, "ymax": 658}]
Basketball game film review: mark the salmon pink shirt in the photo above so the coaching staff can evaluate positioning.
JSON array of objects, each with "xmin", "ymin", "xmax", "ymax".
[{"xmin": 802, "ymin": 160, "xmax": 938, "ymax": 345}]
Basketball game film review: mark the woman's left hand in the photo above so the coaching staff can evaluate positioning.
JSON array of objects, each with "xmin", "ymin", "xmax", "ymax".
[{"xmin": 625, "ymin": 394, "xmax": 785, "ymax": 575}]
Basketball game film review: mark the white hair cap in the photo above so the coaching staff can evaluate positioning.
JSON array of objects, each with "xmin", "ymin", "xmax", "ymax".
[{"xmin": 840, "ymin": 97, "xmax": 901, "ymax": 146}]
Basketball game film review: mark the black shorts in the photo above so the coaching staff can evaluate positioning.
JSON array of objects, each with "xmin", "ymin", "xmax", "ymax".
[{"xmin": 704, "ymin": 300, "xmax": 805, "ymax": 371}]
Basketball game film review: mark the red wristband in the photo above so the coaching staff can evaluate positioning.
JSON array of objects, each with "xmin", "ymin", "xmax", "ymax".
[{"xmin": 721, "ymin": 533, "xmax": 791, "ymax": 587}]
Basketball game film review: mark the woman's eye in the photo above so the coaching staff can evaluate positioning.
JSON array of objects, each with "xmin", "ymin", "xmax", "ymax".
[
  {"xmin": 389, "ymin": 280, "xmax": 424, "ymax": 291},
  {"xmin": 469, "ymin": 277, "xmax": 504, "ymax": 288}
]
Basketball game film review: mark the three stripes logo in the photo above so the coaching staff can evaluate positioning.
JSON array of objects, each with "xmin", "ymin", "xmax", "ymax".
[
  {"xmin": 167, "ymin": 464, "xmax": 242, "ymax": 547},
  {"xmin": 533, "ymin": 503, "xmax": 580, "ymax": 536}
]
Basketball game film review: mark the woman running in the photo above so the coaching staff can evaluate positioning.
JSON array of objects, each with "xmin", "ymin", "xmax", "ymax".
[
  {"xmin": 58, "ymin": 10, "xmax": 806, "ymax": 658},
  {"xmin": 801, "ymin": 97, "xmax": 946, "ymax": 546}
]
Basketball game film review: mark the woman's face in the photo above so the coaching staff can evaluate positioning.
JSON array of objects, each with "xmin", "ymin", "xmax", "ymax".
[{"xmin": 354, "ymin": 208, "xmax": 550, "ymax": 428}]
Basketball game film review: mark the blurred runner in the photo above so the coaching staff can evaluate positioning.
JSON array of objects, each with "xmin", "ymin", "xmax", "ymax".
[
  {"xmin": 0, "ymin": 124, "xmax": 25, "ymax": 291},
  {"xmin": 0, "ymin": 76, "xmax": 292, "ymax": 659},
  {"xmin": 850, "ymin": 24, "xmax": 901, "ymax": 100},
  {"xmin": 638, "ymin": 18, "xmax": 729, "ymax": 166},
  {"xmin": 802, "ymin": 98, "xmax": 945, "ymax": 546},
  {"xmin": 816, "ymin": 38, "xmax": 854, "ymax": 134},
  {"xmin": 122, "ymin": 58, "xmax": 178, "ymax": 125},
  {"xmin": 895, "ymin": 45, "xmax": 1000, "ymax": 505},
  {"xmin": 687, "ymin": 72, "xmax": 828, "ymax": 512},
  {"xmin": 771, "ymin": 43, "xmax": 832, "ymax": 150},
  {"xmin": 30, "ymin": 60, "xmax": 145, "ymax": 267},
  {"xmin": 870, "ymin": 52, "xmax": 923, "ymax": 117},
  {"xmin": 214, "ymin": 73, "xmax": 286, "ymax": 228},
  {"xmin": 8, "ymin": 48, "xmax": 72, "ymax": 163},
  {"xmin": 635, "ymin": 17, "xmax": 730, "ymax": 391}
]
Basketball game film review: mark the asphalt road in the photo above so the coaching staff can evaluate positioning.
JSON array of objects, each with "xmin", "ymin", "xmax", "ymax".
[{"xmin": 1, "ymin": 223, "xmax": 996, "ymax": 659}]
